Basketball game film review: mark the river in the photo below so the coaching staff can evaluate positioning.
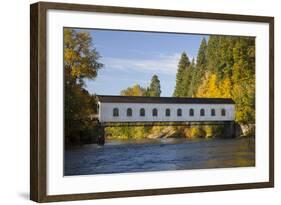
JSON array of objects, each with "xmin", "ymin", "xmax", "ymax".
[{"xmin": 64, "ymin": 137, "xmax": 255, "ymax": 176}]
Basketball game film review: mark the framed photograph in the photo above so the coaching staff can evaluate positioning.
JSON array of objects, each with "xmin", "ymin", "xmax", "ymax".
[{"xmin": 30, "ymin": 1, "xmax": 274, "ymax": 202}]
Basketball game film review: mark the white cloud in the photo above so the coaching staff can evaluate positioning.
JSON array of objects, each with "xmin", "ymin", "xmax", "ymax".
[{"xmin": 101, "ymin": 53, "xmax": 183, "ymax": 75}]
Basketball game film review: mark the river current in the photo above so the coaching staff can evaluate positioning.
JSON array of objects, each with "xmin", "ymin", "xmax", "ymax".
[{"xmin": 64, "ymin": 137, "xmax": 255, "ymax": 176}]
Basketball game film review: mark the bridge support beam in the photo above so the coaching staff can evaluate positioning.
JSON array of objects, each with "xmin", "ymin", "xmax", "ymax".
[
  {"xmin": 223, "ymin": 121, "xmax": 236, "ymax": 138},
  {"xmin": 97, "ymin": 124, "xmax": 105, "ymax": 145},
  {"xmin": 93, "ymin": 120, "xmax": 237, "ymax": 143}
]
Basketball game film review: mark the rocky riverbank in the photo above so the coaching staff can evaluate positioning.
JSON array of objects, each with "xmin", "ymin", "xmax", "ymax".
[{"xmin": 106, "ymin": 123, "xmax": 255, "ymax": 140}]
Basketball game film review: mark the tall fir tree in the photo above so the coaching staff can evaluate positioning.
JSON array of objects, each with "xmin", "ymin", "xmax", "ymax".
[
  {"xmin": 148, "ymin": 74, "xmax": 161, "ymax": 97},
  {"xmin": 173, "ymin": 52, "xmax": 190, "ymax": 97},
  {"xmin": 186, "ymin": 58, "xmax": 196, "ymax": 97},
  {"xmin": 197, "ymin": 38, "xmax": 208, "ymax": 66},
  {"xmin": 192, "ymin": 38, "xmax": 208, "ymax": 93}
]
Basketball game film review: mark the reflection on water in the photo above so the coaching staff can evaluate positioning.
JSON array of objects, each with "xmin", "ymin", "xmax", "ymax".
[{"xmin": 64, "ymin": 137, "xmax": 255, "ymax": 176}]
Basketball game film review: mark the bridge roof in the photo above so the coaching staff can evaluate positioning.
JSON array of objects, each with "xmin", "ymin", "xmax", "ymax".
[{"xmin": 96, "ymin": 95, "xmax": 235, "ymax": 104}]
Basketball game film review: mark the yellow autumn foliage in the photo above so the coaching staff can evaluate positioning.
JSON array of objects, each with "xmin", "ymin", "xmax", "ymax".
[{"xmin": 196, "ymin": 73, "xmax": 232, "ymax": 99}]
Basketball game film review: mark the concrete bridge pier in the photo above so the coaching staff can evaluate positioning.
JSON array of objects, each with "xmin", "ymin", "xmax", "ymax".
[
  {"xmin": 224, "ymin": 121, "xmax": 236, "ymax": 138},
  {"xmin": 97, "ymin": 124, "xmax": 105, "ymax": 145}
]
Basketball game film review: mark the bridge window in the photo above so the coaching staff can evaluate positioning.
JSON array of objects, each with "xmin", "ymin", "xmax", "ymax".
[
  {"xmin": 113, "ymin": 108, "xmax": 119, "ymax": 117},
  {"xmin": 140, "ymin": 108, "xmax": 145, "ymax": 117},
  {"xmin": 177, "ymin": 108, "xmax": 182, "ymax": 116},
  {"xmin": 165, "ymin": 108, "xmax": 170, "ymax": 117},
  {"xmin": 127, "ymin": 108, "xmax": 132, "ymax": 117},
  {"xmin": 152, "ymin": 108, "xmax": 158, "ymax": 117},
  {"xmin": 221, "ymin": 108, "xmax": 226, "ymax": 116},
  {"xmin": 189, "ymin": 108, "xmax": 194, "ymax": 116},
  {"xmin": 211, "ymin": 109, "xmax": 216, "ymax": 116},
  {"xmin": 200, "ymin": 109, "xmax": 205, "ymax": 116}
]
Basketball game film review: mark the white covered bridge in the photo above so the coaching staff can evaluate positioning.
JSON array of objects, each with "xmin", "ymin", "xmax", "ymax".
[
  {"xmin": 93, "ymin": 95, "xmax": 236, "ymax": 144},
  {"xmin": 96, "ymin": 95, "xmax": 235, "ymax": 124}
]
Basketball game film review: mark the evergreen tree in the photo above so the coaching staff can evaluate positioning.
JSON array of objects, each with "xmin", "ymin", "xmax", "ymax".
[
  {"xmin": 194, "ymin": 36, "xmax": 255, "ymax": 125},
  {"xmin": 173, "ymin": 52, "xmax": 190, "ymax": 97},
  {"xmin": 231, "ymin": 37, "xmax": 255, "ymax": 124},
  {"xmin": 185, "ymin": 58, "xmax": 196, "ymax": 97},
  {"xmin": 197, "ymin": 38, "xmax": 208, "ymax": 66},
  {"xmin": 148, "ymin": 74, "xmax": 161, "ymax": 97},
  {"xmin": 206, "ymin": 36, "xmax": 220, "ymax": 74},
  {"xmin": 192, "ymin": 38, "xmax": 208, "ymax": 94}
]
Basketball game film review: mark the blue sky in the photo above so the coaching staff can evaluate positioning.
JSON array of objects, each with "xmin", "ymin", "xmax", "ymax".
[{"xmin": 82, "ymin": 29, "xmax": 209, "ymax": 96}]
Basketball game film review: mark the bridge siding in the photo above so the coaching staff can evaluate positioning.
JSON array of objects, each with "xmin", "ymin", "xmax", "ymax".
[{"xmin": 98, "ymin": 102, "xmax": 235, "ymax": 123}]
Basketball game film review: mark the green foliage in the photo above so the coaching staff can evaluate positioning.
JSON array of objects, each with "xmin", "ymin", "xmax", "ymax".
[
  {"xmin": 173, "ymin": 52, "xmax": 190, "ymax": 97},
  {"xmin": 173, "ymin": 39, "xmax": 208, "ymax": 98},
  {"xmin": 173, "ymin": 36, "xmax": 255, "ymax": 137},
  {"xmin": 64, "ymin": 28, "xmax": 103, "ymax": 143},
  {"xmin": 183, "ymin": 58, "xmax": 196, "ymax": 97},
  {"xmin": 147, "ymin": 74, "xmax": 161, "ymax": 97},
  {"xmin": 191, "ymin": 38, "xmax": 208, "ymax": 95}
]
